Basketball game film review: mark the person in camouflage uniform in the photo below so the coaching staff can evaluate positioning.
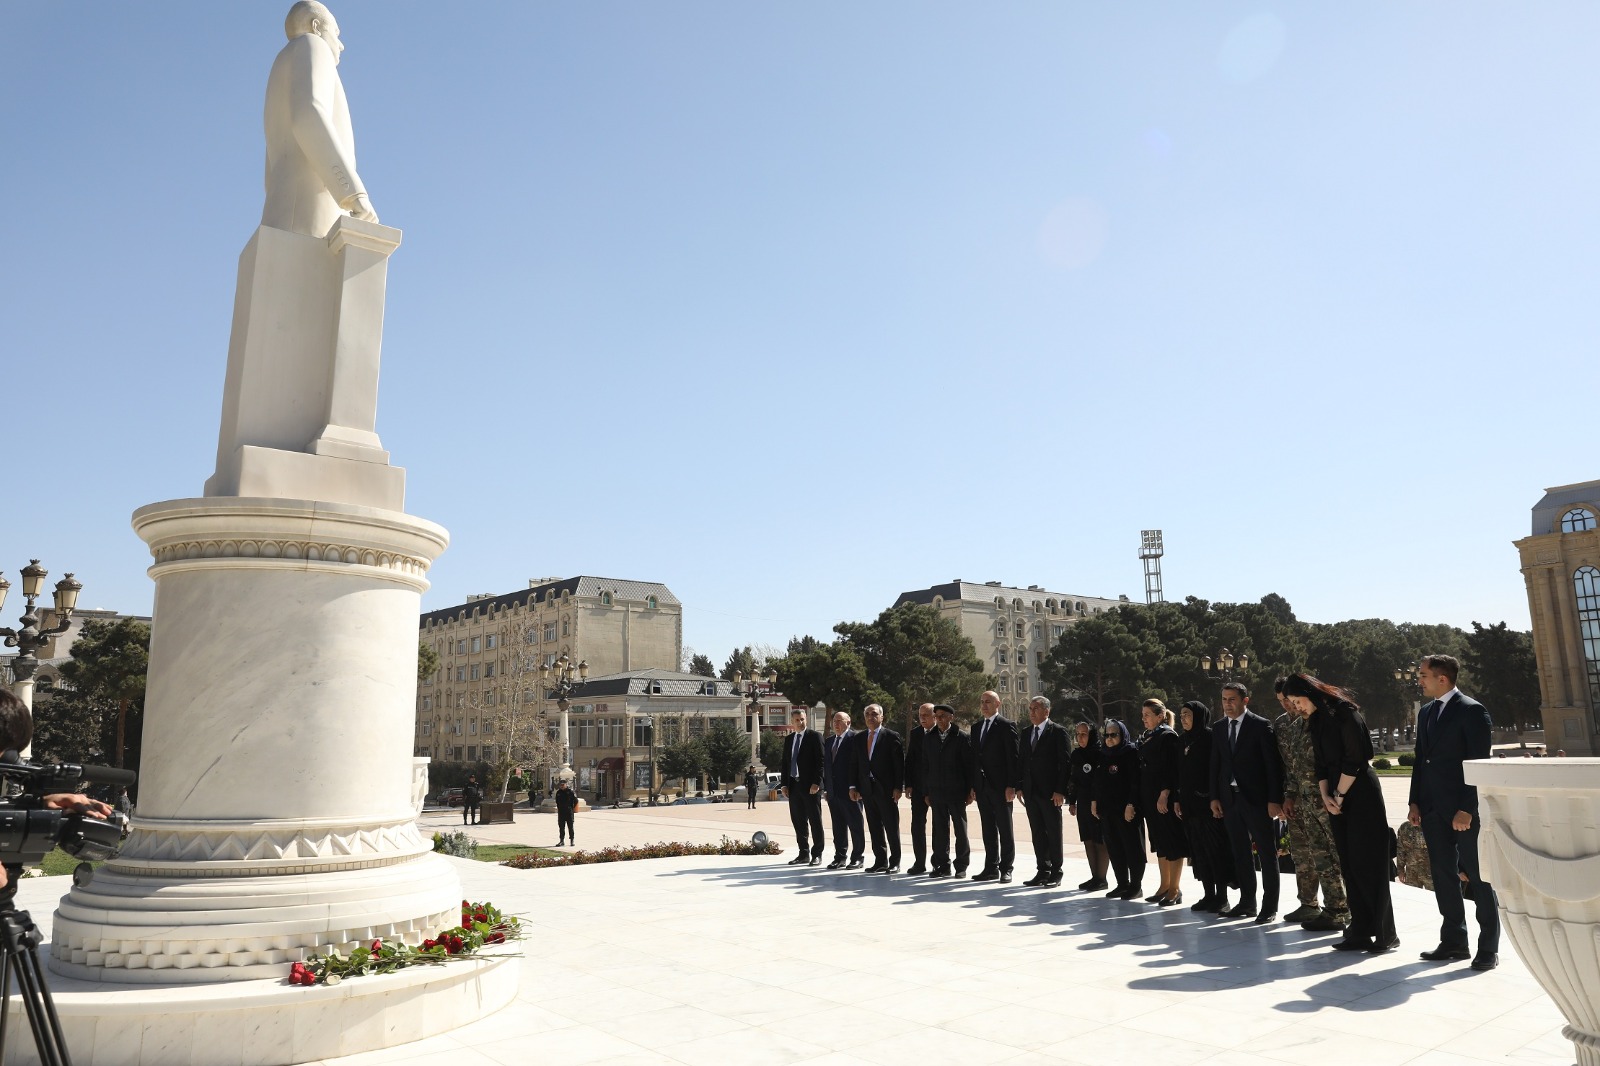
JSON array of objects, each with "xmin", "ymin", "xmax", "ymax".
[
  {"xmin": 1396, "ymin": 820, "xmax": 1434, "ymax": 891},
  {"xmin": 1274, "ymin": 679, "xmax": 1350, "ymax": 931}
]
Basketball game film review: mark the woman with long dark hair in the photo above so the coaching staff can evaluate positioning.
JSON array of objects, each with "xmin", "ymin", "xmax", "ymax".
[
  {"xmin": 1280, "ymin": 673, "xmax": 1397, "ymax": 954},
  {"xmin": 1066, "ymin": 721, "xmax": 1109, "ymax": 890},
  {"xmin": 1177, "ymin": 700, "xmax": 1233, "ymax": 913},
  {"xmin": 1137, "ymin": 699, "xmax": 1187, "ymax": 905},
  {"xmin": 1092, "ymin": 719, "xmax": 1146, "ymax": 899}
]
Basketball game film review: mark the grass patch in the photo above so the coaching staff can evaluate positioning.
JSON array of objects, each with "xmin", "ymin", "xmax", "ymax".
[
  {"xmin": 39, "ymin": 848, "xmax": 100, "ymax": 876},
  {"xmin": 474, "ymin": 844, "xmax": 563, "ymax": 863},
  {"xmin": 1375, "ymin": 767, "xmax": 1413, "ymax": 776},
  {"xmin": 504, "ymin": 837, "xmax": 781, "ymax": 870}
]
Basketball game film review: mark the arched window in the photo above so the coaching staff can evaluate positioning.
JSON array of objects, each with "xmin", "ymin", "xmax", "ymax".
[
  {"xmin": 1575, "ymin": 566, "xmax": 1600, "ymax": 712},
  {"xmin": 599, "ymin": 591, "xmax": 613, "ymax": 605},
  {"xmin": 1562, "ymin": 508, "xmax": 1598, "ymax": 533},
  {"xmin": 646, "ymin": 595, "xmax": 658, "ymax": 609}
]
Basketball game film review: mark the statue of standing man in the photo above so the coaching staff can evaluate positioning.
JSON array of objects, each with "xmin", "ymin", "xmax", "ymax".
[{"xmin": 262, "ymin": 1, "xmax": 379, "ymax": 238}]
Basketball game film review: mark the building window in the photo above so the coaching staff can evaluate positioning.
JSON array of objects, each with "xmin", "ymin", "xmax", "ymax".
[
  {"xmin": 562, "ymin": 618, "xmax": 570, "ymax": 637},
  {"xmin": 543, "ymin": 623, "xmax": 557, "ymax": 642},
  {"xmin": 1018, "ymin": 677, "xmax": 1028, "ymax": 693},
  {"xmin": 1575, "ymin": 566, "xmax": 1600, "ymax": 713},
  {"xmin": 646, "ymin": 596, "xmax": 658, "ymax": 609},
  {"xmin": 1036, "ymin": 651, "xmax": 1044, "ymax": 664},
  {"xmin": 998, "ymin": 677, "xmax": 1010, "ymax": 693},
  {"xmin": 468, "ymin": 719, "xmax": 478, "ymax": 735},
  {"xmin": 1032, "ymin": 624, "xmax": 1042, "ymax": 640},
  {"xmin": 486, "ymin": 634, "xmax": 497, "ymax": 649},
  {"xmin": 422, "ymin": 696, "xmax": 432, "ymax": 711},
  {"xmin": 997, "ymin": 621, "xmax": 1007, "ymax": 638},
  {"xmin": 470, "ymin": 664, "xmax": 480, "ymax": 681},
  {"xmin": 456, "ymin": 666, "xmax": 466, "ymax": 682},
  {"xmin": 997, "ymin": 649, "xmax": 1008, "ymax": 665},
  {"xmin": 481, "ymin": 745, "xmax": 495, "ymax": 763},
  {"xmin": 1052, "ymin": 624, "xmax": 1065, "ymax": 639},
  {"xmin": 1563, "ymin": 508, "xmax": 1598, "ymax": 533},
  {"xmin": 688, "ymin": 716, "xmax": 705, "ymax": 738},
  {"xmin": 471, "ymin": 636, "xmax": 481, "ymax": 653},
  {"xmin": 1015, "ymin": 622, "xmax": 1025, "ymax": 639},
  {"xmin": 484, "ymin": 662, "xmax": 495, "ymax": 678},
  {"xmin": 600, "ymin": 592, "xmax": 613, "ymax": 605},
  {"xmin": 634, "ymin": 719, "xmax": 653, "ymax": 746},
  {"xmin": 467, "ymin": 745, "xmax": 477, "ymax": 761},
  {"xmin": 420, "ymin": 721, "xmax": 432, "ymax": 735}
]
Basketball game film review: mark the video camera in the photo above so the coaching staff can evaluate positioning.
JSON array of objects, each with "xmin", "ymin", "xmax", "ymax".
[{"xmin": 0, "ymin": 758, "xmax": 133, "ymax": 870}]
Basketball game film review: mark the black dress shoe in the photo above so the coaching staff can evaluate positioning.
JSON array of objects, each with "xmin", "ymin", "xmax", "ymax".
[
  {"xmin": 846, "ymin": 860, "xmax": 863, "ymax": 870},
  {"xmin": 1079, "ymin": 877, "xmax": 1100, "ymax": 890},
  {"xmin": 971, "ymin": 869, "xmax": 999, "ymax": 882},
  {"xmin": 1472, "ymin": 951, "xmax": 1499, "ymax": 971},
  {"xmin": 1023, "ymin": 874, "xmax": 1045, "ymax": 887},
  {"xmin": 1332, "ymin": 938, "xmax": 1372, "ymax": 952},
  {"xmin": 906, "ymin": 864, "xmax": 927, "ymax": 876},
  {"xmin": 865, "ymin": 864, "xmax": 888, "ymax": 874},
  {"xmin": 1419, "ymin": 945, "xmax": 1471, "ymax": 962},
  {"xmin": 887, "ymin": 865, "xmax": 899, "ymax": 874},
  {"xmin": 1084, "ymin": 879, "xmax": 1108, "ymax": 891},
  {"xmin": 998, "ymin": 871, "xmax": 1012, "ymax": 883},
  {"xmin": 1043, "ymin": 874, "xmax": 1063, "ymax": 887},
  {"xmin": 1143, "ymin": 891, "xmax": 1166, "ymax": 903},
  {"xmin": 786, "ymin": 855, "xmax": 809, "ymax": 866},
  {"xmin": 1301, "ymin": 913, "xmax": 1348, "ymax": 932},
  {"xmin": 1159, "ymin": 893, "xmax": 1182, "ymax": 907},
  {"xmin": 928, "ymin": 868, "xmax": 951, "ymax": 879},
  {"xmin": 808, "ymin": 857, "xmax": 821, "ymax": 866},
  {"xmin": 1368, "ymin": 938, "xmax": 1401, "ymax": 954},
  {"xmin": 826, "ymin": 859, "xmax": 845, "ymax": 870},
  {"xmin": 1106, "ymin": 885, "xmax": 1128, "ymax": 899},
  {"xmin": 1191, "ymin": 896, "xmax": 1216, "ymax": 912},
  {"xmin": 1253, "ymin": 912, "xmax": 1277, "ymax": 926},
  {"xmin": 1223, "ymin": 902, "xmax": 1258, "ymax": 919}
]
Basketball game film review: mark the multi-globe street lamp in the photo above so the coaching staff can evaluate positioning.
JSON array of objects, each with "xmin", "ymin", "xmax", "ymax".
[
  {"xmin": 638, "ymin": 714, "xmax": 657, "ymax": 806},
  {"xmin": 0, "ymin": 561, "xmax": 83, "ymax": 712},
  {"xmin": 732, "ymin": 666, "xmax": 778, "ymax": 776},
  {"xmin": 1395, "ymin": 662, "xmax": 1422, "ymax": 743},
  {"xmin": 539, "ymin": 654, "xmax": 587, "ymax": 789},
  {"xmin": 1200, "ymin": 647, "xmax": 1250, "ymax": 686}
]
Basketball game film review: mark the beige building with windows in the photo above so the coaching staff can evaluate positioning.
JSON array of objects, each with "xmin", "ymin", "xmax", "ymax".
[
  {"xmin": 1515, "ymin": 482, "xmax": 1600, "ymax": 755},
  {"xmin": 895, "ymin": 580, "xmax": 1128, "ymax": 719},
  {"xmin": 415, "ymin": 576, "xmax": 681, "ymax": 766}
]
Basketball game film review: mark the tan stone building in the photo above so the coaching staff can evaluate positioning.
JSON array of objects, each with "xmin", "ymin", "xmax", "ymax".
[
  {"xmin": 895, "ymin": 580, "xmax": 1129, "ymax": 719},
  {"xmin": 415, "ymin": 576, "xmax": 681, "ymax": 766},
  {"xmin": 1515, "ymin": 483, "xmax": 1600, "ymax": 755}
]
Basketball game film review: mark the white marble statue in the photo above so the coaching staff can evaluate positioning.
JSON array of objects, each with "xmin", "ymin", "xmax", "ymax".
[{"xmin": 262, "ymin": 1, "xmax": 379, "ymax": 237}]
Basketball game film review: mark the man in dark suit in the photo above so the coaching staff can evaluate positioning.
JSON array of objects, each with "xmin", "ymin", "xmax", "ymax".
[
  {"xmin": 971, "ymin": 690, "xmax": 1021, "ymax": 883},
  {"xmin": 1410, "ymin": 653, "xmax": 1500, "ymax": 971},
  {"xmin": 822, "ymin": 710, "xmax": 865, "ymax": 869},
  {"xmin": 1209, "ymin": 682, "xmax": 1286, "ymax": 923},
  {"xmin": 849, "ymin": 703, "xmax": 905, "ymax": 874},
  {"xmin": 904, "ymin": 703, "xmax": 936, "ymax": 875},
  {"xmin": 925, "ymin": 704, "xmax": 975, "ymax": 878},
  {"xmin": 779, "ymin": 708, "xmax": 825, "ymax": 866},
  {"xmin": 1019, "ymin": 696, "xmax": 1070, "ymax": 887}
]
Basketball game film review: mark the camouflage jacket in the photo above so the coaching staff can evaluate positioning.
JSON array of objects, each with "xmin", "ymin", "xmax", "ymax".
[
  {"xmin": 1396, "ymin": 820, "xmax": 1433, "ymax": 891},
  {"xmin": 1274, "ymin": 712, "xmax": 1318, "ymax": 796}
]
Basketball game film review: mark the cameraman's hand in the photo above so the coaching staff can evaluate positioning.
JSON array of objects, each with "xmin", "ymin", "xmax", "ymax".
[{"xmin": 44, "ymin": 793, "xmax": 113, "ymax": 817}]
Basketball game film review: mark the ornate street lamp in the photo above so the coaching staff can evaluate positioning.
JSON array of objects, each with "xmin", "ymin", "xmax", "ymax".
[
  {"xmin": 539, "ymin": 654, "xmax": 587, "ymax": 788},
  {"xmin": 732, "ymin": 665, "xmax": 778, "ymax": 775},
  {"xmin": 0, "ymin": 561, "xmax": 82, "ymax": 712},
  {"xmin": 638, "ymin": 714, "xmax": 657, "ymax": 806},
  {"xmin": 1395, "ymin": 662, "xmax": 1422, "ymax": 742},
  {"xmin": 1200, "ymin": 647, "xmax": 1250, "ymax": 686}
]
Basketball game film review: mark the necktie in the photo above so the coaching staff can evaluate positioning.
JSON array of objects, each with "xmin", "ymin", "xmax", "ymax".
[
  {"xmin": 1229, "ymin": 717, "xmax": 1239, "ymax": 751},
  {"xmin": 1033, "ymin": 725, "xmax": 1041, "ymax": 747},
  {"xmin": 981, "ymin": 718, "xmax": 990, "ymax": 743},
  {"xmin": 790, "ymin": 735, "xmax": 800, "ymax": 777},
  {"xmin": 869, "ymin": 729, "xmax": 877, "ymax": 758}
]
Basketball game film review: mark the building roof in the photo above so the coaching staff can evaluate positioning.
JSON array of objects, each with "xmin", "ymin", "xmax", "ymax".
[
  {"xmin": 895, "ymin": 580, "xmax": 1127, "ymax": 611},
  {"xmin": 567, "ymin": 668, "xmax": 740, "ymax": 699},
  {"xmin": 421, "ymin": 576, "xmax": 679, "ymax": 626},
  {"xmin": 1530, "ymin": 479, "xmax": 1600, "ymax": 537}
]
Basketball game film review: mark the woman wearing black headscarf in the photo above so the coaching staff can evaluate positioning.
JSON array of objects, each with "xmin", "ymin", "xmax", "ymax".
[
  {"xmin": 1092, "ymin": 719, "xmax": 1146, "ymax": 899},
  {"xmin": 1065, "ymin": 721, "xmax": 1109, "ymax": 891},
  {"xmin": 1137, "ymin": 700, "xmax": 1187, "ymax": 904},
  {"xmin": 1281, "ymin": 673, "xmax": 1397, "ymax": 954},
  {"xmin": 1177, "ymin": 700, "xmax": 1233, "ymax": 914}
]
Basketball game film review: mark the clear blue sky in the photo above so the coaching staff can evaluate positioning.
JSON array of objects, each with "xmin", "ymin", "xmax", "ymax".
[{"xmin": 4, "ymin": 4, "xmax": 1596, "ymax": 662}]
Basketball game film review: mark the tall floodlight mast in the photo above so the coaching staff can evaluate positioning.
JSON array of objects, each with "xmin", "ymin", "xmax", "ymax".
[{"xmin": 1139, "ymin": 530, "xmax": 1165, "ymax": 604}]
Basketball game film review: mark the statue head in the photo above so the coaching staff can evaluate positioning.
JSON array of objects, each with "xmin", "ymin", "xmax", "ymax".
[{"xmin": 285, "ymin": 1, "xmax": 344, "ymax": 64}]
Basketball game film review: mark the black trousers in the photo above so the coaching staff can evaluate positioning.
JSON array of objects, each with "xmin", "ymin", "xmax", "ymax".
[
  {"xmin": 1023, "ymin": 793, "xmax": 1063, "ymax": 874},
  {"xmin": 462, "ymin": 801, "xmax": 479, "ymax": 825},
  {"xmin": 1223, "ymin": 792, "xmax": 1280, "ymax": 912},
  {"xmin": 826, "ymin": 791, "xmax": 864, "ymax": 862},
  {"xmin": 557, "ymin": 810, "xmax": 575, "ymax": 841},
  {"xmin": 909, "ymin": 789, "xmax": 930, "ymax": 867},
  {"xmin": 862, "ymin": 784, "xmax": 901, "ymax": 868},
  {"xmin": 1421, "ymin": 810, "xmax": 1497, "ymax": 952},
  {"xmin": 1180, "ymin": 793, "xmax": 1233, "ymax": 890},
  {"xmin": 787, "ymin": 788, "xmax": 824, "ymax": 858},
  {"xmin": 1329, "ymin": 770, "xmax": 1395, "ymax": 945},
  {"xmin": 974, "ymin": 784, "xmax": 1016, "ymax": 873},
  {"xmin": 1102, "ymin": 810, "xmax": 1147, "ymax": 888},
  {"xmin": 930, "ymin": 797, "xmax": 971, "ymax": 873}
]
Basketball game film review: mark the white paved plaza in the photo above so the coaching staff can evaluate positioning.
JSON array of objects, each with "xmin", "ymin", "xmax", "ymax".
[{"xmin": 14, "ymin": 794, "xmax": 1572, "ymax": 1065}]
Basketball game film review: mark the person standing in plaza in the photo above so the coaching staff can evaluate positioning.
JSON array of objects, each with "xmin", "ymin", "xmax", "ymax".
[
  {"xmin": 1409, "ymin": 654, "xmax": 1500, "ymax": 971},
  {"xmin": 1066, "ymin": 721, "xmax": 1109, "ymax": 891},
  {"xmin": 904, "ymin": 703, "xmax": 936, "ymax": 875},
  {"xmin": 822, "ymin": 710, "xmax": 865, "ymax": 869},
  {"xmin": 1137, "ymin": 700, "xmax": 1187, "ymax": 906},
  {"xmin": 462, "ymin": 774, "xmax": 482, "ymax": 826},
  {"xmin": 1176, "ymin": 701, "xmax": 1233, "ymax": 913},
  {"xmin": 744, "ymin": 765, "xmax": 759, "ymax": 810},
  {"xmin": 925, "ymin": 704, "xmax": 975, "ymax": 878},
  {"xmin": 850, "ymin": 704, "xmax": 905, "ymax": 874},
  {"xmin": 1019, "ymin": 696, "xmax": 1069, "ymax": 887},
  {"xmin": 780, "ymin": 709, "xmax": 825, "ymax": 866},
  {"xmin": 1273, "ymin": 678, "xmax": 1350, "ymax": 933},
  {"xmin": 1093, "ymin": 719, "xmax": 1145, "ymax": 899},
  {"xmin": 1282, "ymin": 673, "xmax": 1398, "ymax": 955},
  {"xmin": 1209, "ymin": 681, "xmax": 1286, "ymax": 923},
  {"xmin": 554, "ymin": 777, "xmax": 578, "ymax": 846},
  {"xmin": 970, "ymin": 690, "xmax": 1020, "ymax": 883}
]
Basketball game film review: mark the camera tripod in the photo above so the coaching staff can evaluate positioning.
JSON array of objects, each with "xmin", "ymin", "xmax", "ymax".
[{"xmin": 0, "ymin": 896, "xmax": 72, "ymax": 1066}]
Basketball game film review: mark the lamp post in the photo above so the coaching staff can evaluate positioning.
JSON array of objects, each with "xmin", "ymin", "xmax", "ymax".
[
  {"xmin": 0, "ymin": 561, "xmax": 83, "ymax": 713},
  {"xmin": 539, "ymin": 654, "xmax": 587, "ymax": 790},
  {"xmin": 1200, "ymin": 648, "xmax": 1250, "ymax": 688},
  {"xmin": 1395, "ymin": 662, "xmax": 1421, "ymax": 745},
  {"xmin": 639, "ymin": 714, "xmax": 656, "ymax": 806},
  {"xmin": 732, "ymin": 666, "xmax": 778, "ymax": 775}
]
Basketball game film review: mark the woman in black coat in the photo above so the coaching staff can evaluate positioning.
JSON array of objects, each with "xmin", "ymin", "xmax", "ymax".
[
  {"xmin": 1065, "ymin": 721, "xmax": 1109, "ymax": 891},
  {"xmin": 1282, "ymin": 673, "xmax": 1397, "ymax": 954},
  {"xmin": 1092, "ymin": 719, "xmax": 1146, "ymax": 899},
  {"xmin": 1176, "ymin": 700, "xmax": 1234, "ymax": 914},
  {"xmin": 1138, "ymin": 699, "xmax": 1187, "ymax": 905}
]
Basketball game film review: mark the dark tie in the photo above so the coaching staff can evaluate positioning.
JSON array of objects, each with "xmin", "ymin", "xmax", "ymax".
[
  {"xmin": 790, "ymin": 736, "xmax": 800, "ymax": 777},
  {"xmin": 1229, "ymin": 718, "xmax": 1239, "ymax": 751},
  {"xmin": 1033, "ymin": 725, "xmax": 1041, "ymax": 747}
]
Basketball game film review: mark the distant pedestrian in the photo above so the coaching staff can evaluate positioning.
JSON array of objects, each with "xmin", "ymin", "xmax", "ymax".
[
  {"xmin": 115, "ymin": 787, "xmax": 133, "ymax": 816},
  {"xmin": 744, "ymin": 766, "xmax": 759, "ymax": 808},
  {"xmin": 555, "ymin": 779, "xmax": 579, "ymax": 845},
  {"xmin": 462, "ymin": 775, "xmax": 482, "ymax": 826}
]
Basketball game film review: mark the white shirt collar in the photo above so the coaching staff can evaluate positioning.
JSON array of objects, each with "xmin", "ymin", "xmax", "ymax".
[{"xmin": 1436, "ymin": 687, "xmax": 1459, "ymax": 710}]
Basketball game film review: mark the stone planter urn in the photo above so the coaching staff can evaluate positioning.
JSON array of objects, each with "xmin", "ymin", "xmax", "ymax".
[{"xmin": 1467, "ymin": 757, "xmax": 1600, "ymax": 1066}]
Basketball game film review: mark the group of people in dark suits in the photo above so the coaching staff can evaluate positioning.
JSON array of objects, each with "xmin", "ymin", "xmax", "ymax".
[{"xmin": 778, "ymin": 655, "xmax": 1501, "ymax": 973}]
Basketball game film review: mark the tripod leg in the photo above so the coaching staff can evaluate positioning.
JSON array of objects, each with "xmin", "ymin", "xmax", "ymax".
[
  {"xmin": 0, "ymin": 912, "xmax": 70, "ymax": 1066},
  {"xmin": 0, "ymin": 950, "xmax": 12, "ymax": 1066}
]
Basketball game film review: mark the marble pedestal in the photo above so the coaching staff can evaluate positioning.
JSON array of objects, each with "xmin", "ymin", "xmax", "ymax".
[{"xmin": 1468, "ymin": 757, "xmax": 1600, "ymax": 1066}]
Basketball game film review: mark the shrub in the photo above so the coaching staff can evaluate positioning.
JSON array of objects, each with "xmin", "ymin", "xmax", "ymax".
[
  {"xmin": 433, "ymin": 830, "xmax": 478, "ymax": 859},
  {"xmin": 503, "ymin": 836, "xmax": 779, "ymax": 870},
  {"xmin": 1398, "ymin": 752, "xmax": 1415, "ymax": 767},
  {"xmin": 1372, "ymin": 757, "xmax": 1392, "ymax": 769}
]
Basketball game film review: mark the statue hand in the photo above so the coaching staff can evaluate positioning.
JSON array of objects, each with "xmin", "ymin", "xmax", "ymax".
[{"xmin": 345, "ymin": 193, "xmax": 379, "ymax": 223}]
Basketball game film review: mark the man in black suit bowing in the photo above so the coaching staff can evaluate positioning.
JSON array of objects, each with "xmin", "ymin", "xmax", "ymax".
[
  {"xmin": 779, "ymin": 708, "xmax": 825, "ymax": 866},
  {"xmin": 850, "ymin": 704, "xmax": 905, "ymax": 874},
  {"xmin": 1410, "ymin": 654, "xmax": 1500, "ymax": 971},
  {"xmin": 822, "ymin": 710, "xmax": 865, "ymax": 869},
  {"xmin": 1209, "ymin": 681, "xmax": 1286, "ymax": 923},
  {"xmin": 904, "ymin": 703, "xmax": 936, "ymax": 875},
  {"xmin": 971, "ymin": 690, "xmax": 1021, "ymax": 883},
  {"xmin": 1019, "ymin": 696, "xmax": 1070, "ymax": 887}
]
